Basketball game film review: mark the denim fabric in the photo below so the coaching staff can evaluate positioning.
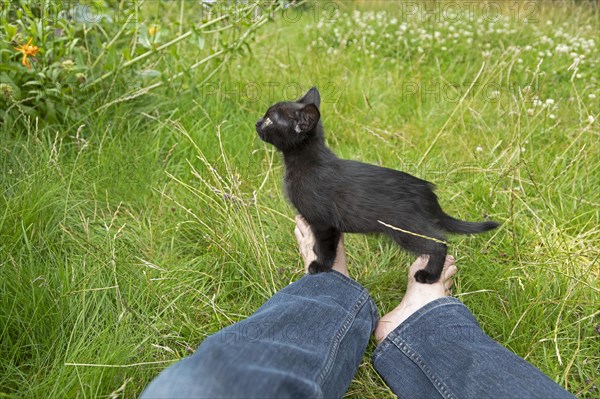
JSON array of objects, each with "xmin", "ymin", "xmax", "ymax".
[
  {"xmin": 372, "ymin": 297, "xmax": 576, "ymax": 399},
  {"xmin": 141, "ymin": 271, "xmax": 378, "ymax": 399},
  {"xmin": 142, "ymin": 273, "xmax": 575, "ymax": 399}
]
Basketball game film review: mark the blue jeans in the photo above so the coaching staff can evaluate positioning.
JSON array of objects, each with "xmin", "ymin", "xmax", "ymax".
[{"xmin": 141, "ymin": 272, "xmax": 575, "ymax": 399}]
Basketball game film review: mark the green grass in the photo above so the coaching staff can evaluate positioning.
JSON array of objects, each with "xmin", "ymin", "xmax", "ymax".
[{"xmin": 1, "ymin": 1, "xmax": 599, "ymax": 398}]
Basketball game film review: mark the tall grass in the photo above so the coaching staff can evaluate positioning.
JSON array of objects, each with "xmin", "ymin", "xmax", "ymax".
[{"xmin": 1, "ymin": 1, "xmax": 598, "ymax": 398}]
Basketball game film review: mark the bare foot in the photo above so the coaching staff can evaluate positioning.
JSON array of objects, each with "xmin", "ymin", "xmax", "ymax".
[
  {"xmin": 374, "ymin": 255, "xmax": 457, "ymax": 344},
  {"xmin": 294, "ymin": 215, "xmax": 349, "ymax": 277}
]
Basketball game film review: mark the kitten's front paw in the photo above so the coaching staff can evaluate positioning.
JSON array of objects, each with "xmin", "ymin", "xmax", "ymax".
[
  {"xmin": 414, "ymin": 269, "xmax": 440, "ymax": 284},
  {"xmin": 308, "ymin": 261, "xmax": 331, "ymax": 274}
]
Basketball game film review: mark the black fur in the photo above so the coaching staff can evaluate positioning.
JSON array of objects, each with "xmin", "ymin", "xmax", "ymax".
[{"xmin": 256, "ymin": 87, "xmax": 499, "ymax": 283}]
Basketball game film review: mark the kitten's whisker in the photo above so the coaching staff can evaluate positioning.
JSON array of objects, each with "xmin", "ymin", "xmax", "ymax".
[{"xmin": 377, "ymin": 220, "xmax": 448, "ymax": 245}]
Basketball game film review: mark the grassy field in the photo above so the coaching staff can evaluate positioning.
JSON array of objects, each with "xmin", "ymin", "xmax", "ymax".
[{"xmin": 1, "ymin": 1, "xmax": 599, "ymax": 398}]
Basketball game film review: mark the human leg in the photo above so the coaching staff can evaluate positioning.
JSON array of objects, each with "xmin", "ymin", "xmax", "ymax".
[
  {"xmin": 372, "ymin": 256, "xmax": 576, "ymax": 399},
  {"xmin": 141, "ymin": 217, "xmax": 377, "ymax": 399}
]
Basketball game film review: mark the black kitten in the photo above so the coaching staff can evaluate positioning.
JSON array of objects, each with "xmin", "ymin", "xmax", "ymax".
[{"xmin": 255, "ymin": 87, "xmax": 499, "ymax": 283}]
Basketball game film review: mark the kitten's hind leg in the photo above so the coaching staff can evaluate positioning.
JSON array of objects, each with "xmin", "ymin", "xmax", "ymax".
[
  {"xmin": 414, "ymin": 249, "xmax": 447, "ymax": 284},
  {"xmin": 308, "ymin": 226, "xmax": 341, "ymax": 274},
  {"xmin": 390, "ymin": 231, "xmax": 447, "ymax": 284}
]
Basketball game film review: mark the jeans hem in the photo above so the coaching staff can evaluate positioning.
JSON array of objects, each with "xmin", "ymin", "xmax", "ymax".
[
  {"xmin": 318, "ymin": 270, "xmax": 379, "ymax": 332},
  {"xmin": 372, "ymin": 297, "xmax": 466, "ymax": 362},
  {"xmin": 371, "ymin": 297, "xmax": 467, "ymax": 399}
]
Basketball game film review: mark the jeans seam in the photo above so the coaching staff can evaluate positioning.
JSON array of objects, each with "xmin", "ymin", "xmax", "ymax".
[
  {"xmin": 372, "ymin": 339, "xmax": 391, "ymax": 363},
  {"xmin": 372, "ymin": 299, "xmax": 466, "ymax": 362},
  {"xmin": 393, "ymin": 338, "xmax": 457, "ymax": 399},
  {"xmin": 327, "ymin": 270, "xmax": 366, "ymax": 294},
  {"xmin": 316, "ymin": 288, "xmax": 370, "ymax": 385},
  {"xmin": 329, "ymin": 272, "xmax": 379, "ymax": 331}
]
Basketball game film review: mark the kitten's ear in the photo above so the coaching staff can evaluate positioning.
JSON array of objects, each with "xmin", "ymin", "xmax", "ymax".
[
  {"xmin": 294, "ymin": 104, "xmax": 320, "ymax": 134},
  {"xmin": 298, "ymin": 87, "xmax": 321, "ymax": 108}
]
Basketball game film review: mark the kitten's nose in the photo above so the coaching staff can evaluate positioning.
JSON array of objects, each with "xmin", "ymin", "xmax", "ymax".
[{"xmin": 256, "ymin": 119, "xmax": 263, "ymax": 128}]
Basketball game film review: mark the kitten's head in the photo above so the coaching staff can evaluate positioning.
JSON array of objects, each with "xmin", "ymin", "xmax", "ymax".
[{"xmin": 256, "ymin": 87, "xmax": 321, "ymax": 151}]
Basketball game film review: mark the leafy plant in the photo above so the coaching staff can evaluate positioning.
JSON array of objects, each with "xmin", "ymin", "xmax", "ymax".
[{"xmin": 0, "ymin": 0, "xmax": 284, "ymax": 131}]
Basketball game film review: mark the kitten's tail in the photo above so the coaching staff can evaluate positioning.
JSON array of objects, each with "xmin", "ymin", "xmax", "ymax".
[{"xmin": 442, "ymin": 214, "xmax": 499, "ymax": 234}]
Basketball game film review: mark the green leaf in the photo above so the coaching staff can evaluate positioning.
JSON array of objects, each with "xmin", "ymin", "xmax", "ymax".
[
  {"xmin": 23, "ymin": 81, "xmax": 43, "ymax": 87},
  {"xmin": 138, "ymin": 69, "xmax": 161, "ymax": 78},
  {"xmin": 4, "ymin": 23, "xmax": 18, "ymax": 40}
]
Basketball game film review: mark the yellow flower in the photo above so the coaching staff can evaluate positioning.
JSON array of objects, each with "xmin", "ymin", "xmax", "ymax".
[
  {"xmin": 14, "ymin": 38, "xmax": 39, "ymax": 69},
  {"xmin": 149, "ymin": 26, "xmax": 158, "ymax": 37}
]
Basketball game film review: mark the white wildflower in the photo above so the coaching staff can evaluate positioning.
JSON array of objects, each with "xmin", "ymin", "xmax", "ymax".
[
  {"xmin": 589, "ymin": 115, "xmax": 596, "ymax": 124},
  {"xmin": 476, "ymin": 146, "xmax": 483, "ymax": 152}
]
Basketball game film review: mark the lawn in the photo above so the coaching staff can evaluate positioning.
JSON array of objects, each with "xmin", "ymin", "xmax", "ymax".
[{"xmin": 1, "ymin": 1, "xmax": 598, "ymax": 398}]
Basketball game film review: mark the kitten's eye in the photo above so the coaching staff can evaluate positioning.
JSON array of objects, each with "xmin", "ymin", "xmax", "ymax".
[{"xmin": 264, "ymin": 117, "xmax": 273, "ymax": 127}]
